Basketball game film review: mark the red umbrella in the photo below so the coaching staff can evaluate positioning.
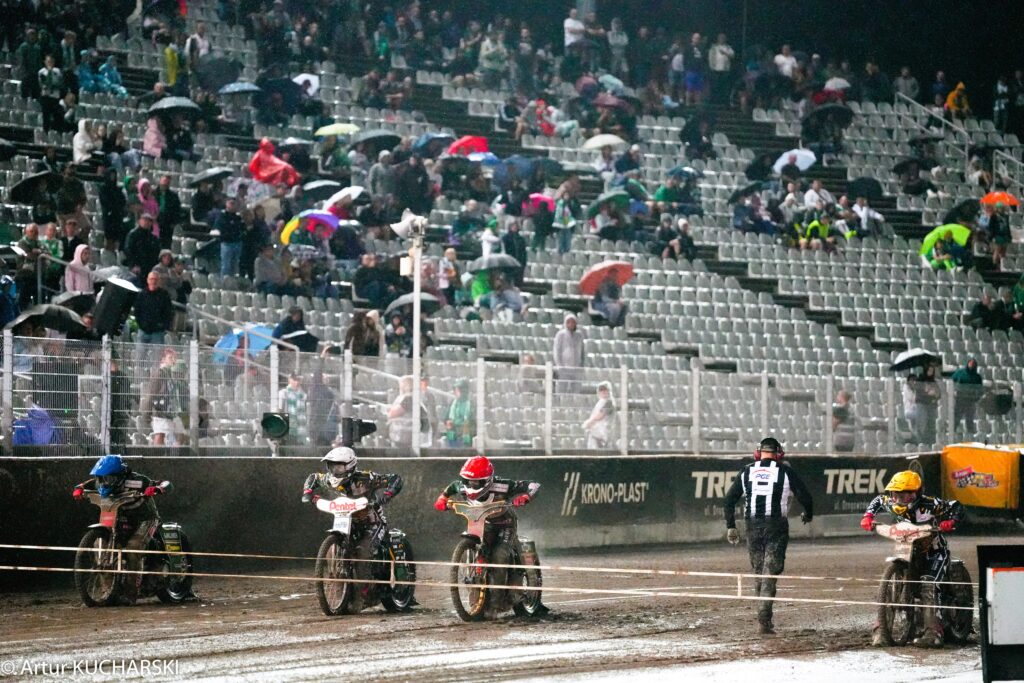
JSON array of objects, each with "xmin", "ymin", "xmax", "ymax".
[
  {"xmin": 528, "ymin": 193, "xmax": 554, "ymax": 212},
  {"xmin": 980, "ymin": 191, "xmax": 1020, "ymax": 207},
  {"xmin": 447, "ymin": 135, "xmax": 489, "ymax": 156},
  {"xmin": 579, "ymin": 260, "xmax": 634, "ymax": 296}
]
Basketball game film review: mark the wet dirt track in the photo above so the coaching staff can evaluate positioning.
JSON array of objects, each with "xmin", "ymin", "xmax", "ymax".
[{"xmin": 1, "ymin": 535, "xmax": 1004, "ymax": 682}]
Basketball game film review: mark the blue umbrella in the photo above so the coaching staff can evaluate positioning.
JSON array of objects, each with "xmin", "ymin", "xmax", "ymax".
[
  {"xmin": 413, "ymin": 131, "xmax": 455, "ymax": 153},
  {"xmin": 667, "ymin": 164, "xmax": 704, "ymax": 179},
  {"xmin": 468, "ymin": 151, "xmax": 500, "ymax": 165},
  {"xmin": 218, "ymin": 81, "xmax": 262, "ymax": 96},
  {"xmin": 213, "ymin": 325, "xmax": 275, "ymax": 364}
]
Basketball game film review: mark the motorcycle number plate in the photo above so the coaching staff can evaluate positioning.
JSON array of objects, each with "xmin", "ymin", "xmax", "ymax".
[
  {"xmin": 333, "ymin": 516, "xmax": 352, "ymax": 534},
  {"xmin": 99, "ymin": 511, "xmax": 116, "ymax": 527}
]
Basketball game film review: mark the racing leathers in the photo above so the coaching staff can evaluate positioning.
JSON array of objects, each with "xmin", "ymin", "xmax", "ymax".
[
  {"xmin": 439, "ymin": 477, "xmax": 540, "ymax": 608},
  {"xmin": 73, "ymin": 472, "xmax": 169, "ymax": 602},
  {"xmin": 302, "ymin": 470, "xmax": 403, "ymax": 586},
  {"xmin": 863, "ymin": 493, "xmax": 964, "ymax": 644}
]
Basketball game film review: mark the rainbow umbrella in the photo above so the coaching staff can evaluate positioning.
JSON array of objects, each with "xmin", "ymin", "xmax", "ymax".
[{"xmin": 280, "ymin": 210, "xmax": 340, "ymax": 244}]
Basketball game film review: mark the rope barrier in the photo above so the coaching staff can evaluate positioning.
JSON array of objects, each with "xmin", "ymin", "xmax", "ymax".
[
  {"xmin": 0, "ymin": 564, "xmax": 977, "ymax": 611},
  {"xmin": 0, "ymin": 543, "xmax": 978, "ymax": 587}
]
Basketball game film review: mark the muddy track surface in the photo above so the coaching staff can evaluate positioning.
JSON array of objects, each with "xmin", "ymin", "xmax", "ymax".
[{"xmin": 1, "ymin": 535, "xmax": 999, "ymax": 681}]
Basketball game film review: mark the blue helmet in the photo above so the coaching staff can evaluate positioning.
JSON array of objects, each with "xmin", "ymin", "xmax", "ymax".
[{"xmin": 90, "ymin": 455, "xmax": 127, "ymax": 497}]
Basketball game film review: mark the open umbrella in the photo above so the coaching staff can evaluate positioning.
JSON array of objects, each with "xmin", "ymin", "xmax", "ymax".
[
  {"xmin": 598, "ymin": 73, "xmax": 626, "ymax": 96},
  {"xmin": 92, "ymin": 266, "xmax": 132, "ymax": 284},
  {"xmin": 942, "ymin": 199, "xmax": 980, "ymax": 226},
  {"xmin": 302, "ymin": 179, "xmax": 342, "ymax": 201},
  {"xmin": 196, "ymin": 55, "xmax": 242, "ymax": 92},
  {"xmin": 8, "ymin": 171, "xmax": 60, "ymax": 204},
  {"xmin": 890, "ymin": 348, "xmax": 940, "ymax": 372},
  {"xmin": 349, "ymin": 129, "xmax": 401, "ymax": 151},
  {"xmin": 593, "ymin": 92, "xmax": 625, "ymax": 109},
  {"xmin": 314, "ymin": 122, "xmax": 361, "ymax": 137},
  {"xmin": 189, "ymin": 166, "xmax": 234, "ymax": 187},
  {"xmin": 919, "ymin": 224, "xmax": 972, "ymax": 256},
  {"xmin": 667, "ymin": 164, "xmax": 704, "ymax": 179},
  {"xmin": 147, "ymin": 96, "xmax": 201, "ymax": 117},
  {"xmin": 893, "ymin": 157, "xmax": 936, "ymax": 176},
  {"xmin": 772, "ymin": 148, "xmax": 816, "ymax": 174},
  {"xmin": 823, "ymin": 77, "xmax": 851, "ymax": 91},
  {"xmin": 468, "ymin": 253, "xmax": 521, "ymax": 273},
  {"xmin": 529, "ymin": 193, "xmax": 555, "ymax": 212},
  {"xmin": 447, "ymin": 135, "xmax": 489, "ymax": 156},
  {"xmin": 256, "ymin": 77, "xmax": 303, "ymax": 114},
  {"xmin": 0, "ymin": 138, "xmax": 17, "ymax": 161},
  {"xmin": 51, "ymin": 290, "xmax": 95, "ymax": 315},
  {"xmin": 213, "ymin": 324, "xmax": 275, "ymax": 364},
  {"xmin": 586, "ymin": 189, "xmax": 630, "ymax": 219},
  {"xmin": 218, "ymin": 81, "xmax": 261, "ymax": 96},
  {"xmin": 728, "ymin": 181, "xmax": 763, "ymax": 204},
  {"xmin": 467, "ymin": 151, "xmax": 500, "ymax": 165},
  {"xmin": 413, "ymin": 131, "xmax": 456, "ymax": 153},
  {"xmin": 847, "ymin": 177, "xmax": 883, "ymax": 202},
  {"xmin": 292, "ymin": 73, "xmax": 320, "ymax": 96},
  {"xmin": 801, "ymin": 103, "xmax": 854, "ymax": 129},
  {"xmin": 280, "ymin": 210, "xmax": 341, "ymax": 245},
  {"xmin": 579, "ymin": 260, "xmax": 634, "ymax": 296},
  {"xmin": 384, "ymin": 292, "xmax": 441, "ymax": 318},
  {"xmin": 981, "ymin": 191, "xmax": 1020, "ymax": 207},
  {"xmin": 532, "ymin": 157, "xmax": 564, "ymax": 176},
  {"xmin": 4, "ymin": 304, "xmax": 86, "ymax": 335},
  {"xmin": 322, "ymin": 186, "xmax": 364, "ymax": 208},
  {"xmin": 437, "ymin": 154, "xmax": 474, "ymax": 174},
  {"xmin": 969, "ymin": 143, "xmax": 1006, "ymax": 158},
  {"xmin": 582, "ymin": 133, "xmax": 627, "ymax": 150}
]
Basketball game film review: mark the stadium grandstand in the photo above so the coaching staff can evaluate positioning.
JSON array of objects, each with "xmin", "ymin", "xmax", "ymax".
[{"xmin": 1, "ymin": 0, "xmax": 1023, "ymax": 457}]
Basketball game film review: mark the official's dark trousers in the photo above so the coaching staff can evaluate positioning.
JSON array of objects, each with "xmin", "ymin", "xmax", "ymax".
[{"xmin": 747, "ymin": 518, "xmax": 789, "ymax": 625}]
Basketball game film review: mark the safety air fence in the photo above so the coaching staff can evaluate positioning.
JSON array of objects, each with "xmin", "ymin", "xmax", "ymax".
[
  {"xmin": 0, "ymin": 452, "xmax": 942, "ymax": 586},
  {"xmin": 1, "ymin": 332, "xmax": 1022, "ymax": 457}
]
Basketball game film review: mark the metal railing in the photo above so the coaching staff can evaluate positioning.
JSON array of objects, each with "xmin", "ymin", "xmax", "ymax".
[
  {"xmin": 993, "ymin": 149, "xmax": 1024, "ymax": 193},
  {"xmin": 3, "ymin": 330, "xmax": 1022, "ymax": 456},
  {"xmin": 894, "ymin": 93, "xmax": 970, "ymax": 166}
]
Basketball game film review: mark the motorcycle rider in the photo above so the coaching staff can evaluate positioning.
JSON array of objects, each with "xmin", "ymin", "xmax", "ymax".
[
  {"xmin": 302, "ymin": 446, "xmax": 403, "ymax": 590},
  {"xmin": 72, "ymin": 454, "xmax": 170, "ymax": 604},
  {"xmin": 860, "ymin": 470, "xmax": 964, "ymax": 648},
  {"xmin": 723, "ymin": 437, "xmax": 814, "ymax": 635},
  {"xmin": 433, "ymin": 456, "xmax": 540, "ymax": 609}
]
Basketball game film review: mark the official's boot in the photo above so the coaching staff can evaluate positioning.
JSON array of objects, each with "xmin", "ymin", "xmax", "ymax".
[{"xmin": 759, "ymin": 620, "xmax": 775, "ymax": 635}]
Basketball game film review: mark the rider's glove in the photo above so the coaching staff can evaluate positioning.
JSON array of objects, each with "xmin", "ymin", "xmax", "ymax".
[
  {"xmin": 434, "ymin": 495, "xmax": 448, "ymax": 511},
  {"xmin": 383, "ymin": 490, "xmax": 395, "ymax": 500},
  {"xmin": 143, "ymin": 486, "xmax": 161, "ymax": 497},
  {"xmin": 72, "ymin": 487, "xmax": 83, "ymax": 500},
  {"xmin": 512, "ymin": 494, "xmax": 531, "ymax": 507},
  {"xmin": 726, "ymin": 528, "xmax": 739, "ymax": 545},
  {"xmin": 801, "ymin": 512, "xmax": 812, "ymax": 525},
  {"xmin": 938, "ymin": 520, "xmax": 956, "ymax": 533},
  {"xmin": 860, "ymin": 514, "xmax": 875, "ymax": 532},
  {"xmin": 311, "ymin": 494, "xmax": 321, "ymax": 503}
]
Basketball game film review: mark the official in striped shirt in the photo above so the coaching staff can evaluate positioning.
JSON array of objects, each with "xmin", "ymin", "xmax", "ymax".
[{"xmin": 723, "ymin": 437, "xmax": 814, "ymax": 635}]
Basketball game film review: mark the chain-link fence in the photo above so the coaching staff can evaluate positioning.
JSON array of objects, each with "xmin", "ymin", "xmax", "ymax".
[{"xmin": 3, "ymin": 330, "xmax": 1022, "ymax": 456}]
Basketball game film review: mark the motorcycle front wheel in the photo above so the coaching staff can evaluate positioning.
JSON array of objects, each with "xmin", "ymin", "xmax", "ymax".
[
  {"xmin": 315, "ymin": 534, "xmax": 355, "ymax": 616},
  {"xmin": 450, "ymin": 538, "xmax": 488, "ymax": 622},
  {"xmin": 74, "ymin": 528, "xmax": 120, "ymax": 607},
  {"xmin": 157, "ymin": 532, "xmax": 194, "ymax": 604},
  {"xmin": 511, "ymin": 562, "xmax": 544, "ymax": 617},
  {"xmin": 381, "ymin": 538, "xmax": 416, "ymax": 613},
  {"xmin": 877, "ymin": 561, "xmax": 915, "ymax": 646},
  {"xmin": 942, "ymin": 563, "xmax": 974, "ymax": 644}
]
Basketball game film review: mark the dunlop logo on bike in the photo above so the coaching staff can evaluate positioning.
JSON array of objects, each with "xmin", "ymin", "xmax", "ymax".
[{"xmin": 561, "ymin": 472, "xmax": 650, "ymax": 516}]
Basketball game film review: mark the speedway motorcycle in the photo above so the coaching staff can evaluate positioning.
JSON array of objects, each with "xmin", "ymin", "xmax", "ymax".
[
  {"xmin": 447, "ymin": 500, "xmax": 544, "ymax": 621},
  {"xmin": 873, "ymin": 521, "xmax": 974, "ymax": 645},
  {"xmin": 73, "ymin": 489, "xmax": 193, "ymax": 607},
  {"xmin": 312, "ymin": 493, "xmax": 416, "ymax": 616}
]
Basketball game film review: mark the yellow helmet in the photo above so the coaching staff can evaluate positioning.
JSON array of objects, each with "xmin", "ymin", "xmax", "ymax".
[{"xmin": 885, "ymin": 470, "xmax": 922, "ymax": 492}]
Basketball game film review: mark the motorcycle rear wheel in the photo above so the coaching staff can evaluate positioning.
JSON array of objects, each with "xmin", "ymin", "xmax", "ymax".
[
  {"xmin": 511, "ymin": 563, "xmax": 544, "ymax": 617},
  {"xmin": 157, "ymin": 532, "xmax": 194, "ymax": 604},
  {"xmin": 942, "ymin": 562, "xmax": 974, "ymax": 643},
  {"xmin": 74, "ymin": 528, "xmax": 120, "ymax": 607},
  {"xmin": 877, "ymin": 561, "xmax": 915, "ymax": 646},
  {"xmin": 450, "ymin": 538, "xmax": 488, "ymax": 622},
  {"xmin": 381, "ymin": 538, "xmax": 416, "ymax": 613},
  {"xmin": 315, "ymin": 535, "xmax": 355, "ymax": 616}
]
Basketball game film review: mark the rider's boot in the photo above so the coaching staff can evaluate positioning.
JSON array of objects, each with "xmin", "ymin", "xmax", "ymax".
[{"xmin": 913, "ymin": 585, "xmax": 944, "ymax": 648}]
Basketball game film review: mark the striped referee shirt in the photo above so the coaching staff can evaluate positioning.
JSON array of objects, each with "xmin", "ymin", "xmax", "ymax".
[{"xmin": 723, "ymin": 459, "xmax": 814, "ymax": 528}]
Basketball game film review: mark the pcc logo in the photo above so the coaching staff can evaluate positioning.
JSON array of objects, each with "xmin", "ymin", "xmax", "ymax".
[{"xmin": 560, "ymin": 471, "xmax": 650, "ymax": 516}]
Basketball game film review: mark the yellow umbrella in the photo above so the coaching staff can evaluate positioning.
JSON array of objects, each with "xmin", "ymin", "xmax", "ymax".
[{"xmin": 314, "ymin": 123, "xmax": 361, "ymax": 137}]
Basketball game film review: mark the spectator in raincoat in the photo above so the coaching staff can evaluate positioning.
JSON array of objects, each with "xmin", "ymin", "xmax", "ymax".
[
  {"xmin": 248, "ymin": 137, "xmax": 300, "ymax": 186},
  {"xmin": 98, "ymin": 55, "xmax": 129, "ymax": 98},
  {"xmin": 72, "ymin": 119, "xmax": 98, "ymax": 164},
  {"xmin": 951, "ymin": 358, "xmax": 983, "ymax": 434},
  {"xmin": 945, "ymin": 82, "xmax": 972, "ymax": 121},
  {"xmin": 64, "ymin": 243, "xmax": 94, "ymax": 293},
  {"xmin": 443, "ymin": 379, "xmax": 476, "ymax": 447},
  {"xmin": 143, "ymin": 117, "xmax": 167, "ymax": 158},
  {"xmin": 76, "ymin": 50, "xmax": 103, "ymax": 94}
]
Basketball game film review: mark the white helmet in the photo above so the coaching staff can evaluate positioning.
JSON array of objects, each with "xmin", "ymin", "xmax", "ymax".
[{"xmin": 322, "ymin": 446, "xmax": 357, "ymax": 487}]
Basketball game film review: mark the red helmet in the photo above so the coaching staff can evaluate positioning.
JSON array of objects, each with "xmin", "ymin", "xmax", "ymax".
[{"xmin": 459, "ymin": 456, "xmax": 494, "ymax": 500}]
